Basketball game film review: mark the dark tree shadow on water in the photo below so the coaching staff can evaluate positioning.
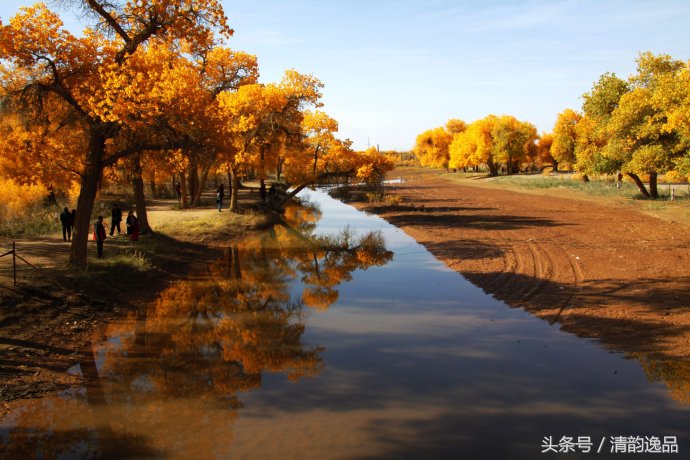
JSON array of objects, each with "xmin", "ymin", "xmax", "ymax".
[
  {"xmin": 464, "ymin": 271, "xmax": 690, "ymax": 352},
  {"xmin": 458, "ymin": 270, "xmax": 690, "ymax": 407}
]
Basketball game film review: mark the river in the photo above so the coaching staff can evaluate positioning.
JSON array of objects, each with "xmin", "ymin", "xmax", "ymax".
[{"xmin": 1, "ymin": 189, "xmax": 688, "ymax": 459}]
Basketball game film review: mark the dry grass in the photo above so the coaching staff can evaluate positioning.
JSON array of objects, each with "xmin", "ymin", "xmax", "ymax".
[{"xmin": 151, "ymin": 207, "xmax": 272, "ymax": 245}]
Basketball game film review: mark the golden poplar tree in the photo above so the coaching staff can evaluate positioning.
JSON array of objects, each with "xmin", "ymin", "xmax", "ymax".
[
  {"xmin": 551, "ymin": 109, "xmax": 582, "ymax": 172},
  {"xmin": 0, "ymin": 1, "xmax": 232, "ymax": 267}
]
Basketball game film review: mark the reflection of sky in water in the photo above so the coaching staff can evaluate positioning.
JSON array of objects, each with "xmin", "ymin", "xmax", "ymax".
[{"xmin": 2, "ymin": 188, "xmax": 689, "ymax": 459}]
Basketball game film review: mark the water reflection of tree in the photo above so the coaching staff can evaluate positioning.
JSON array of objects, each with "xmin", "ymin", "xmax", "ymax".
[
  {"xmin": 90, "ymin": 204, "xmax": 393, "ymax": 455},
  {"xmin": 136, "ymin": 203, "xmax": 394, "ymax": 390},
  {"xmin": 2, "ymin": 201, "xmax": 393, "ymax": 458},
  {"xmin": 638, "ymin": 355, "xmax": 690, "ymax": 405},
  {"xmin": 274, "ymin": 201, "xmax": 394, "ymax": 309}
]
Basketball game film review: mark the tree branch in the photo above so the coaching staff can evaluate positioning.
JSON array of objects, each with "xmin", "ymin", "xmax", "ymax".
[
  {"xmin": 114, "ymin": 16, "xmax": 161, "ymax": 64},
  {"xmin": 102, "ymin": 140, "xmax": 194, "ymax": 167},
  {"xmin": 34, "ymin": 55, "xmax": 90, "ymax": 120},
  {"xmin": 85, "ymin": 0, "xmax": 131, "ymax": 44}
]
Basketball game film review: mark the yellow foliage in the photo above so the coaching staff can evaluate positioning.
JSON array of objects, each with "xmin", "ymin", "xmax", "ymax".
[
  {"xmin": 536, "ymin": 132, "xmax": 555, "ymax": 168},
  {"xmin": 551, "ymin": 109, "xmax": 582, "ymax": 165},
  {"xmin": 449, "ymin": 115, "xmax": 498, "ymax": 170},
  {"xmin": 491, "ymin": 115, "xmax": 538, "ymax": 166},
  {"xmin": 353, "ymin": 147, "xmax": 395, "ymax": 185},
  {"xmin": 215, "ymin": 70, "xmax": 323, "ymax": 178},
  {"xmin": 413, "ymin": 126, "xmax": 453, "ymax": 169},
  {"xmin": 662, "ymin": 170, "xmax": 687, "ymax": 183},
  {"xmin": 0, "ymin": 178, "xmax": 49, "ymax": 216},
  {"xmin": 0, "ymin": 178, "xmax": 65, "ymax": 235}
]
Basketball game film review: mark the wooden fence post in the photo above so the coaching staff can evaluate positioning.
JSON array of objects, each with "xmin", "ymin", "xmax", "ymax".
[{"xmin": 12, "ymin": 241, "xmax": 16, "ymax": 286}]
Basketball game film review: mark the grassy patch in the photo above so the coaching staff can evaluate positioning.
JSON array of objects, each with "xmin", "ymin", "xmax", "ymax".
[
  {"xmin": 62, "ymin": 208, "xmax": 271, "ymax": 300},
  {"xmin": 438, "ymin": 171, "xmax": 690, "ymax": 225},
  {"xmin": 491, "ymin": 175, "xmax": 643, "ymax": 197},
  {"xmin": 0, "ymin": 207, "xmax": 61, "ymax": 237},
  {"xmin": 154, "ymin": 208, "xmax": 271, "ymax": 243},
  {"xmin": 485, "ymin": 175, "xmax": 690, "ymax": 201},
  {"xmin": 65, "ymin": 241, "xmax": 158, "ymax": 298}
]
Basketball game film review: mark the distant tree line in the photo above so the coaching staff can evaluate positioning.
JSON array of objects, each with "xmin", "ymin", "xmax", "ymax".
[{"xmin": 413, "ymin": 52, "xmax": 690, "ymax": 198}]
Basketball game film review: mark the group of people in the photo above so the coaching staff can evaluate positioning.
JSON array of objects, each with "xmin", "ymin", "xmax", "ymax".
[
  {"xmin": 93, "ymin": 205, "xmax": 140, "ymax": 258},
  {"xmin": 59, "ymin": 203, "xmax": 140, "ymax": 258},
  {"xmin": 59, "ymin": 207, "xmax": 77, "ymax": 242},
  {"xmin": 73, "ymin": 180, "xmax": 252, "ymax": 258}
]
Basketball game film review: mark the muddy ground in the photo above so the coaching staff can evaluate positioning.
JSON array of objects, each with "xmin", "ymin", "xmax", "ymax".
[{"xmin": 354, "ymin": 169, "xmax": 690, "ymax": 361}]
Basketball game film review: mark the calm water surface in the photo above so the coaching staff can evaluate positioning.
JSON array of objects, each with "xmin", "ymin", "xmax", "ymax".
[{"xmin": 1, "ymin": 189, "xmax": 689, "ymax": 459}]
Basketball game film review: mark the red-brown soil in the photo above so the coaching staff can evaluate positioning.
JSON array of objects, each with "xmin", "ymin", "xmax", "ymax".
[{"xmin": 355, "ymin": 170, "xmax": 690, "ymax": 360}]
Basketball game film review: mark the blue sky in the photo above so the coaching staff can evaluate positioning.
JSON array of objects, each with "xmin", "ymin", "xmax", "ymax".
[{"xmin": 2, "ymin": 1, "xmax": 690, "ymax": 151}]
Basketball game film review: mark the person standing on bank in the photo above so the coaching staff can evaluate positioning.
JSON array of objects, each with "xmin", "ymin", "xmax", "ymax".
[
  {"xmin": 60, "ymin": 207, "xmax": 72, "ymax": 242},
  {"xmin": 126, "ymin": 209, "xmax": 139, "ymax": 242},
  {"xmin": 94, "ymin": 215, "xmax": 106, "ymax": 258},
  {"xmin": 216, "ymin": 184, "xmax": 225, "ymax": 212},
  {"xmin": 110, "ymin": 204, "xmax": 123, "ymax": 236}
]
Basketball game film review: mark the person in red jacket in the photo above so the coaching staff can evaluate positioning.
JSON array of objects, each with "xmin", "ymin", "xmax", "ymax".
[
  {"xmin": 94, "ymin": 215, "xmax": 107, "ymax": 258},
  {"xmin": 126, "ymin": 210, "xmax": 139, "ymax": 242}
]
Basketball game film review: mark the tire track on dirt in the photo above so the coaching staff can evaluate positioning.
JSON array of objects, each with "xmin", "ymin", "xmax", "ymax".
[
  {"xmin": 517, "ymin": 240, "xmax": 546, "ymax": 302},
  {"xmin": 388, "ymin": 179, "xmax": 587, "ymax": 315},
  {"xmin": 550, "ymin": 245, "xmax": 584, "ymax": 323}
]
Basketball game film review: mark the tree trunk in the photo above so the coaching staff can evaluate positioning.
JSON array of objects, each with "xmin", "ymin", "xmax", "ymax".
[
  {"xmin": 277, "ymin": 158, "xmax": 284, "ymax": 182},
  {"xmin": 649, "ymin": 171, "xmax": 658, "ymax": 199},
  {"xmin": 259, "ymin": 145, "xmax": 267, "ymax": 202},
  {"xmin": 188, "ymin": 161, "xmax": 198, "ymax": 206},
  {"xmin": 132, "ymin": 154, "xmax": 151, "ymax": 235},
  {"xmin": 193, "ymin": 165, "xmax": 210, "ymax": 207},
  {"xmin": 486, "ymin": 158, "xmax": 499, "ymax": 176},
  {"xmin": 274, "ymin": 184, "xmax": 308, "ymax": 211},
  {"xmin": 226, "ymin": 245, "xmax": 241, "ymax": 280},
  {"xmin": 581, "ymin": 174, "xmax": 590, "ymax": 183},
  {"xmin": 180, "ymin": 170, "xmax": 189, "ymax": 208},
  {"xmin": 627, "ymin": 172, "xmax": 651, "ymax": 197},
  {"xmin": 553, "ymin": 160, "xmax": 558, "ymax": 173},
  {"xmin": 148, "ymin": 171, "xmax": 157, "ymax": 198},
  {"xmin": 229, "ymin": 167, "xmax": 240, "ymax": 212},
  {"xmin": 69, "ymin": 131, "xmax": 105, "ymax": 268},
  {"xmin": 80, "ymin": 342, "xmax": 118, "ymax": 457},
  {"xmin": 312, "ymin": 145, "xmax": 320, "ymax": 175},
  {"xmin": 227, "ymin": 171, "xmax": 233, "ymax": 200}
]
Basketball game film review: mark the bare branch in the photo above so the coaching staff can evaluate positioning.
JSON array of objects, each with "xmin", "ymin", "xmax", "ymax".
[
  {"xmin": 84, "ymin": 0, "xmax": 131, "ymax": 43},
  {"xmin": 34, "ymin": 55, "xmax": 90, "ymax": 120}
]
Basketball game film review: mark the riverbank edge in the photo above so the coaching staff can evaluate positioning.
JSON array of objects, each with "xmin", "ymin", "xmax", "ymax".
[{"xmin": 341, "ymin": 168, "xmax": 690, "ymax": 364}]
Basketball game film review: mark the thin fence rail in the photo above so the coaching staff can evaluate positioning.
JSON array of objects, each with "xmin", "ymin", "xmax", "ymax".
[
  {"xmin": 0, "ymin": 241, "xmax": 17, "ymax": 286},
  {"xmin": 0, "ymin": 241, "xmax": 42, "ymax": 286}
]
